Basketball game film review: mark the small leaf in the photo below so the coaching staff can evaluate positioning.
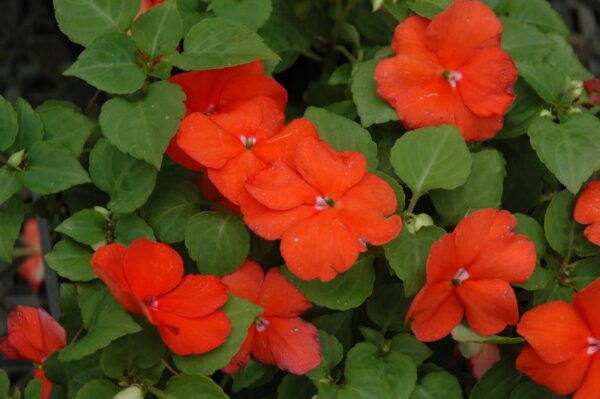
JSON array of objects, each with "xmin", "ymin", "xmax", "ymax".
[
  {"xmin": 411, "ymin": 371, "xmax": 462, "ymax": 399},
  {"xmin": 509, "ymin": 381, "xmax": 564, "ymax": 399},
  {"xmin": 45, "ymin": 238, "xmax": 96, "ymax": 281},
  {"xmin": 570, "ymin": 257, "xmax": 600, "ymax": 290},
  {"xmin": 24, "ymin": 378, "xmax": 42, "ymax": 399},
  {"xmin": 495, "ymin": 80, "xmax": 544, "ymax": 139},
  {"xmin": 114, "ymin": 214, "xmax": 155, "ymax": 246},
  {"xmin": 164, "ymin": 374, "xmax": 228, "ymax": 399},
  {"xmin": 307, "ymin": 331, "xmax": 344, "ymax": 381},
  {"xmin": 451, "ymin": 324, "xmax": 524, "ymax": 344},
  {"xmin": 75, "ymin": 379, "xmax": 119, "ymax": 399},
  {"xmin": 132, "ymin": 2, "xmax": 183, "ymax": 60},
  {"xmin": 0, "ymin": 167, "xmax": 22, "ymax": 205},
  {"xmin": 10, "ymin": 98, "xmax": 44, "ymax": 152},
  {"xmin": 406, "ymin": 0, "xmax": 452, "ymax": 18},
  {"xmin": 185, "ymin": 212, "xmax": 250, "ymax": 276},
  {"xmin": 172, "ymin": 17, "xmax": 279, "ymax": 71},
  {"xmin": 514, "ymin": 213, "xmax": 546, "ymax": 259},
  {"xmin": 0, "ymin": 197, "xmax": 24, "ymax": 262},
  {"xmin": 277, "ymin": 374, "xmax": 316, "ymax": 399},
  {"xmin": 0, "ymin": 369, "xmax": 8, "ymax": 397},
  {"xmin": 0, "ymin": 94, "xmax": 18, "ymax": 151},
  {"xmin": 65, "ymin": 32, "xmax": 146, "ymax": 94},
  {"xmin": 55, "ymin": 209, "xmax": 108, "ymax": 246},
  {"xmin": 351, "ymin": 59, "xmax": 398, "ymax": 128},
  {"xmin": 389, "ymin": 334, "xmax": 432, "ymax": 367},
  {"xmin": 281, "ymin": 257, "xmax": 375, "ymax": 311},
  {"xmin": 99, "ymin": 81, "xmax": 186, "ymax": 169},
  {"xmin": 232, "ymin": 360, "xmax": 267, "ymax": 393},
  {"xmin": 469, "ymin": 355, "xmax": 522, "ymax": 399},
  {"xmin": 212, "ymin": 0, "xmax": 273, "ymax": 30},
  {"xmin": 501, "ymin": 18, "xmax": 555, "ymax": 63}
]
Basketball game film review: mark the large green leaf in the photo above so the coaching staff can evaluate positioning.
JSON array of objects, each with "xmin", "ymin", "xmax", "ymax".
[
  {"xmin": 411, "ymin": 371, "xmax": 462, "ymax": 399},
  {"xmin": 507, "ymin": 0, "xmax": 568, "ymax": 38},
  {"xmin": 431, "ymin": 150, "xmax": 506, "ymax": 225},
  {"xmin": 304, "ymin": 106, "xmax": 378, "ymax": 168},
  {"xmin": 89, "ymin": 139, "xmax": 157, "ymax": 213},
  {"xmin": 53, "ymin": 0, "xmax": 140, "ymax": 46},
  {"xmin": 60, "ymin": 284, "xmax": 141, "ymax": 361},
  {"xmin": 45, "ymin": 238, "xmax": 96, "ymax": 281},
  {"xmin": 185, "ymin": 212, "xmax": 249, "ymax": 276},
  {"xmin": 509, "ymin": 381, "xmax": 564, "ymax": 399},
  {"xmin": 44, "ymin": 352, "xmax": 105, "ymax": 399},
  {"xmin": 495, "ymin": 80, "xmax": 544, "ymax": 139},
  {"xmin": 384, "ymin": 225, "xmax": 445, "ymax": 296},
  {"xmin": 501, "ymin": 18, "xmax": 555, "ymax": 63},
  {"xmin": 131, "ymin": 1, "xmax": 183, "ymax": 61},
  {"xmin": 390, "ymin": 125, "xmax": 472, "ymax": 197},
  {"xmin": 55, "ymin": 209, "xmax": 108, "ymax": 247},
  {"xmin": 0, "ymin": 95, "xmax": 17, "ymax": 151},
  {"xmin": 163, "ymin": 374, "xmax": 228, "ymax": 399},
  {"xmin": 10, "ymin": 98, "xmax": 44, "ymax": 152},
  {"xmin": 0, "ymin": 167, "xmax": 22, "ymax": 205},
  {"xmin": 0, "ymin": 197, "xmax": 24, "ymax": 262},
  {"xmin": 211, "ymin": 0, "xmax": 272, "ymax": 30},
  {"xmin": 281, "ymin": 257, "xmax": 375, "ymax": 311},
  {"xmin": 351, "ymin": 59, "xmax": 398, "ymax": 128},
  {"xmin": 64, "ymin": 32, "xmax": 146, "ymax": 94},
  {"xmin": 172, "ymin": 17, "xmax": 279, "ymax": 71},
  {"xmin": 528, "ymin": 115, "xmax": 600, "ymax": 194},
  {"xmin": 570, "ymin": 257, "xmax": 600, "ymax": 290},
  {"xmin": 99, "ymin": 81, "xmax": 186, "ymax": 169},
  {"xmin": 173, "ymin": 294, "xmax": 262, "ymax": 375}
]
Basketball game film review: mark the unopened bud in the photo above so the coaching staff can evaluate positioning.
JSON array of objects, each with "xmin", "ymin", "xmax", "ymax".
[
  {"xmin": 539, "ymin": 109, "xmax": 553, "ymax": 118},
  {"xmin": 570, "ymin": 80, "xmax": 584, "ymax": 98},
  {"xmin": 567, "ymin": 106, "xmax": 582, "ymax": 115},
  {"xmin": 93, "ymin": 206, "xmax": 111, "ymax": 220},
  {"xmin": 414, "ymin": 213, "xmax": 434, "ymax": 231},
  {"xmin": 7, "ymin": 149, "xmax": 26, "ymax": 169},
  {"xmin": 371, "ymin": 0, "xmax": 384, "ymax": 11},
  {"xmin": 114, "ymin": 386, "xmax": 143, "ymax": 399}
]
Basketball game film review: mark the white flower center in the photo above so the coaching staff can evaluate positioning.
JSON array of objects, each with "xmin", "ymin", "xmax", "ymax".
[
  {"xmin": 452, "ymin": 268, "xmax": 470, "ymax": 285},
  {"xmin": 444, "ymin": 70, "xmax": 463, "ymax": 88}
]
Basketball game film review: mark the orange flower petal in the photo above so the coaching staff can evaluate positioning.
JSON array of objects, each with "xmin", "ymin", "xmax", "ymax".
[
  {"xmin": 7, "ymin": 306, "xmax": 65, "ymax": 363},
  {"xmin": 583, "ymin": 223, "xmax": 600, "ymax": 246},
  {"xmin": 573, "ymin": 277, "xmax": 600, "ymax": 339},
  {"xmin": 222, "ymin": 260, "xmax": 264, "ymax": 304},
  {"xmin": 574, "ymin": 354, "xmax": 600, "ymax": 399},
  {"xmin": 575, "ymin": 181, "xmax": 600, "ymax": 224},
  {"xmin": 208, "ymin": 150, "xmax": 266, "ymax": 204},
  {"xmin": 455, "ymin": 279, "xmax": 518, "ymax": 335},
  {"xmin": 156, "ymin": 275, "xmax": 229, "ymax": 319},
  {"xmin": 18, "ymin": 254, "xmax": 44, "ymax": 294},
  {"xmin": 34, "ymin": 368, "xmax": 53, "ymax": 399},
  {"xmin": 258, "ymin": 268, "xmax": 312, "ymax": 318},
  {"xmin": 517, "ymin": 301, "xmax": 592, "ymax": 364},
  {"xmin": 264, "ymin": 317, "xmax": 321, "ymax": 375},
  {"xmin": 166, "ymin": 138, "xmax": 205, "ymax": 171},
  {"xmin": 516, "ymin": 345, "xmax": 590, "ymax": 395},
  {"xmin": 252, "ymin": 324, "xmax": 276, "ymax": 365},
  {"xmin": 22, "ymin": 218, "xmax": 41, "ymax": 249},
  {"xmin": 452, "ymin": 102, "xmax": 504, "ymax": 141},
  {"xmin": 391, "ymin": 16, "xmax": 431, "ymax": 55},
  {"xmin": 425, "ymin": 233, "xmax": 459, "ymax": 284},
  {"xmin": 253, "ymin": 118, "xmax": 319, "ymax": 166}
]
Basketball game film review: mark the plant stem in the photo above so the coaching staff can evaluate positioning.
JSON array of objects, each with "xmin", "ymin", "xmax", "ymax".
[
  {"xmin": 405, "ymin": 192, "xmax": 421, "ymax": 214},
  {"xmin": 161, "ymin": 357, "xmax": 180, "ymax": 376}
]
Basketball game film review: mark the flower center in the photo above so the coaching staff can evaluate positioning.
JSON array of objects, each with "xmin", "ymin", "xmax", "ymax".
[
  {"xmin": 315, "ymin": 195, "xmax": 335, "ymax": 210},
  {"xmin": 452, "ymin": 268, "xmax": 470, "ymax": 286},
  {"xmin": 588, "ymin": 337, "xmax": 599, "ymax": 355},
  {"xmin": 443, "ymin": 70, "xmax": 463, "ymax": 88},
  {"xmin": 205, "ymin": 103, "xmax": 217, "ymax": 115},
  {"xmin": 255, "ymin": 317, "xmax": 269, "ymax": 332},
  {"xmin": 240, "ymin": 135, "xmax": 256, "ymax": 149},
  {"xmin": 143, "ymin": 295, "xmax": 159, "ymax": 310}
]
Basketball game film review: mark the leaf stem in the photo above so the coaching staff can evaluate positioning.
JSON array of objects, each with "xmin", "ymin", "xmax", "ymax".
[
  {"xmin": 161, "ymin": 357, "xmax": 180, "ymax": 376},
  {"xmin": 405, "ymin": 192, "xmax": 421, "ymax": 214}
]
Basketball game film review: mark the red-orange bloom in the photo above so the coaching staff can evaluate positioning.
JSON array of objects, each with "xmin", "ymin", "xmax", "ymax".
[
  {"xmin": 137, "ymin": 0, "xmax": 164, "ymax": 17},
  {"xmin": 375, "ymin": 0, "xmax": 517, "ymax": 141},
  {"xmin": 18, "ymin": 219, "xmax": 44, "ymax": 294},
  {"xmin": 584, "ymin": 79, "xmax": 600, "ymax": 105},
  {"xmin": 221, "ymin": 261, "xmax": 320, "ymax": 375},
  {"xmin": 406, "ymin": 209, "xmax": 536, "ymax": 341},
  {"xmin": 91, "ymin": 238, "xmax": 231, "ymax": 355},
  {"xmin": 167, "ymin": 61, "xmax": 288, "ymax": 172},
  {"xmin": 516, "ymin": 277, "xmax": 600, "ymax": 398},
  {"xmin": 0, "ymin": 306, "xmax": 66, "ymax": 399},
  {"xmin": 239, "ymin": 136, "xmax": 402, "ymax": 281},
  {"xmin": 574, "ymin": 181, "xmax": 600, "ymax": 246}
]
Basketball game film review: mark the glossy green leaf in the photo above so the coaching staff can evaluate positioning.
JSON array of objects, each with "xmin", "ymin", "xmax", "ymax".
[
  {"xmin": 501, "ymin": 18, "xmax": 555, "ymax": 63},
  {"xmin": 172, "ymin": 17, "xmax": 279, "ymax": 71},
  {"xmin": 99, "ymin": 80, "xmax": 186, "ymax": 169},
  {"xmin": 0, "ymin": 167, "xmax": 22, "ymax": 205},
  {"xmin": 163, "ymin": 374, "xmax": 228, "ymax": 399},
  {"xmin": 43, "ymin": 352, "xmax": 105, "ymax": 398},
  {"xmin": 529, "ymin": 115, "xmax": 600, "ymax": 194},
  {"xmin": 570, "ymin": 257, "xmax": 600, "ymax": 290},
  {"xmin": 232, "ymin": 360, "xmax": 267, "ymax": 393},
  {"xmin": 351, "ymin": 59, "xmax": 398, "ymax": 128},
  {"xmin": 384, "ymin": 225, "xmax": 445, "ymax": 296},
  {"xmin": 411, "ymin": 371, "xmax": 462, "ymax": 399},
  {"xmin": 56, "ymin": 209, "xmax": 108, "ymax": 246},
  {"xmin": 533, "ymin": 279, "xmax": 575, "ymax": 306},
  {"xmin": 75, "ymin": 380, "xmax": 119, "ymax": 399},
  {"xmin": 0, "ymin": 95, "xmax": 18, "ymax": 151},
  {"xmin": 304, "ymin": 106, "xmax": 378, "ymax": 168},
  {"xmin": 131, "ymin": 1, "xmax": 183, "ymax": 60},
  {"xmin": 406, "ymin": 0, "xmax": 451, "ymax": 18},
  {"xmin": 0, "ymin": 197, "xmax": 24, "ymax": 263},
  {"xmin": 45, "ymin": 238, "xmax": 96, "ymax": 281},
  {"xmin": 390, "ymin": 125, "xmax": 471, "ymax": 196},
  {"xmin": 212, "ymin": 0, "xmax": 272, "ymax": 30},
  {"xmin": 65, "ymin": 32, "xmax": 146, "ymax": 94},
  {"xmin": 389, "ymin": 334, "xmax": 432, "ymax": 367},
  {"xmin": 307, "ymin": 331, "xmax": 344, "ymax": 381},
  {"xmin": 10, "ymin": 98, "xmax": 43, "ymax": 152},
  {"xmin": 89, "ymin": 139, "xmax": 158, "ymax": 213},
  {"xmin": 451, "ymin": 324, "xmax": 524, "ymax": 344},
  {"xmin": 100, "ymin": 328, "xmax": 165, "ymax": 379},
  {"xmin": 515, "ymin": 213, "xmax": 546, "ymax": 259},
  {"xmin": 367, "ymin": 283, "xmax": 410, "ymax": 333},
  {"xmin": 281, "ymin": 257, "xmax": 375, "ymax": 311},
  {"xmin": 114, "ymin": 214, "xmax": 155, "ymax": 246},
  {"xmin": 185, "ymin": 212, "xmax": 249, "ymax": 276},
  {"xmin": 53, "ymin": 0, "xmax": 140, "ymax": 46},
  {"xmin": 507, "ymin": 0, "xmax": 568, "ymax": 38},
  {"xmin": 24, "ymin": 378, "xmax": 41, "ymax": 399}
]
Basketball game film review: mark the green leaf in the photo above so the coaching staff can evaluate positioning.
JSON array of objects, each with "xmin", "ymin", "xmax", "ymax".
[
  {"xmin": 232, "ymin": 360, "xmax": 267, "ymax": 393},
  {"xmin": 406, "ymin": 0, "xmax": 451, "ymax": 18},
  {"xmin": 19, "ymin": 141, "xmax": 90, "ymax": 194},
  {"xmin": 45, "ymin": 238, "xmax": 96, "ymax": 281},
  {"xmin": 89, "ymin": 139, "xmax": 158, "ymax": 213},
  {"xmin": 312, "ymin": 311, "xmax": 354, "ymax": 350},
  {"xmin": 99, "ymin": 81, "xmax": 186, "ymax": 169},
  {"xmin": 43, "ymin": 352, "xmax": 105, "ymax": 399},
  {"xmin": 501, "ymin": 18, "xmax": 555, "ymax": 63},
  {"xmin": 281, "ymin": 257, "xmax": 375, "ymax": 311},
  {"xmin": 389, "ymin": 334, "xmax": 432, "ymax": 367},
  {"xmin": 141, "ymin": 174, "xmax": 202, "ymax": 243},
  {"xmin": 172, "ymin": 17, "xmax": 279, "ymax": 71},
  {"xmin": 59, "ymin": 284, "xmax": 142, "ymax": 361},
  {"xmin": 173, "ymin": 294, "xmax": 263, "ymax": 375},
  {"xmin": 277, "ymin": 374, "xmax": 317, "ymax": 399},
  {"xmin": 212, "ymin": 0, "xmax": 272, "ymax": 30},
  {"xmin": 56, "ymin": 209, "xmax": 108, "ymax": 246},
  {"xmin": 10, "ymin": 98, "xmax": 44, "ymax": 152},
  {"xmin": 514, "ymin": 213, "xmax": 546, "ymax": 259},
  {"xmin": 507, "ymin": 0, "xmax": 568, "ymax": 38},
  {"xmin": 495, "ymin": 80, "xmax": 545, "ymax": 140},
  {"xmin": 163, "ymin": 374, "xmax": 228, "ymax": 399},
  {"xmin": 100, "ymin": 328, "xmax": 165, "ymax": 379},
  {"xmin": 304, "ymin": 106, "xmax": 378, "ymax": 168},
  {"xmin": 509, "ymin": 381, "xmax": 565, "ymax": 399},
  {"xmin": 0, "ymin": 95, "xmax": 18, "ymax": 151},
  {"xmin": 375, "ymin": 171, "xmax": 405, "ymax": 213},
  {"xmin": 0, "ymin": 197, "xmax": 24, "ymax": 262},
  {"xmin": 570, "ymin": 257, "xmax": 600, "ymax": 290},
  {"xmin": 59, "ymin": 283, "xmax": 84, "ymax": 340},
  {"xmin": 384, "ymin": 225, "xmax": 445, "ymax": 296},
  {"xmin": 451, "ymin": 324, "xmax": 524, "ymax": 344},
  {"xmin": 390, "ymin": 125, "xmax": 472, "ymax": 196},
  {"xmin": 115, "ymin": 214, "xmax": 155, "ymax": 246},
  {"xmin": 351, "ymin": 59, "xmax": 398, "ymax": 128},
  {"xmin": 367, "ymin": 283, "xmax": 411, "ymax": 333},
  {"xmin": 75, "ymin": 380, "xmax": 119, "ymax": 399},
  {"xmin": 53, "ymin": 0, "xmax": 140, "ymax": 46},
  {"xmin": 431, "ymin": 150, "xmax": 506, "ymax": 225},
  {"xmin": 0, "ymin": 367, "xmax": 9, "ymax": 397},
  {"xmin": 470, "ymin": 355, "xmax": 522, "ymax": 399},
  {"xmin": 411, "ymin": 371, "xmax": 462, "ymax": 399},
  {"xmin": 529, "ymin": 115, "xmax": 600, "ymax": 194},
  {"xmin": 185, "ymin": 212, "xmax": 249, "ymax": 276},
  {"xmin": 65, "ymin": 33, "xmax": 146, "ymax": 94},
  {"xmin": 24, "ymin": 378, "xmax": 41, "ymax": 399},
  {"xmin": 533, "ymin": 279, "xmax": 575, "ymax": 306},
  {"xmin": 131, "ymin": 2, "xmax": 183, "ymax": 60},
  {"xmin": 307, "ymin": 331, "xmax": 344, "ymax": 381},
  {"xmin": 0, "ymin": 167, "xmax": 22, "ymax": 205},
  {"xmin": 545, "ymin": 190, "xmax": 598, "ymax": 258}
]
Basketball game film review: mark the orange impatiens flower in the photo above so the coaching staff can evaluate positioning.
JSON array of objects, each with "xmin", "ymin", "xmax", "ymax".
[
  {"xmin": 18, "ymin": 218, "xmax": 44, "ymax": 294},
  {"xmin": 375, "ymin": 0, "xmax": 518, "ymax": 141},
  {"xmin": 239, "ymin": 136, "xmax": 402, "ymax": 281},
  {"xmin": 221, "ymin": 261, "xmax": 320, "ymax": 375},
  {"xmin": 167, "ymin": 61, "xmax": 288, "ymax": 172},
  {"xmin": 91, "ymin": 238, "xmax": 231, "ymax": 355},
  {"xmin": 0, "ymin": 306, "xmax": 66, "ymax": 399},
  {"xmin": 516, "ymin": 277, "xmax": 600, "ymax": 398},
  {"xmin": 406, "ymin": 209, "xmax": 536, "ymax": 341},
  {"xmin": 574, "ymin": 181, "xmax": 600, "ymax": 246}
]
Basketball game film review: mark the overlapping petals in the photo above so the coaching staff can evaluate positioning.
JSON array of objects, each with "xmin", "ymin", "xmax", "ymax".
[
  {"xmin": 91, "ymin": 238, "xmax": 231, "ymax": 355},
  {"xmin": 516, "ymin": 278, "xmax": 600, "ymax": 397},
  {"xmin": 240, "ymin": 136, "xmax": 402, "ymax": 281},
  {"xmin": 221, "ymin": 261, "xmax": 320, "ymax": 375},
  {"xmin": 574, "ymin": 181, "xmax": 600, "ymax": 246},
  {"xmin": 375, "ymin": 0, "xmax": 517, "ymax": 141},
  {"xmin": 18, "ymin": 218, "xmax": 44, "ymax": 294},
  {"xmin": 406, "ymin": 209, "xmax": 536, "ymax": 341}
]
